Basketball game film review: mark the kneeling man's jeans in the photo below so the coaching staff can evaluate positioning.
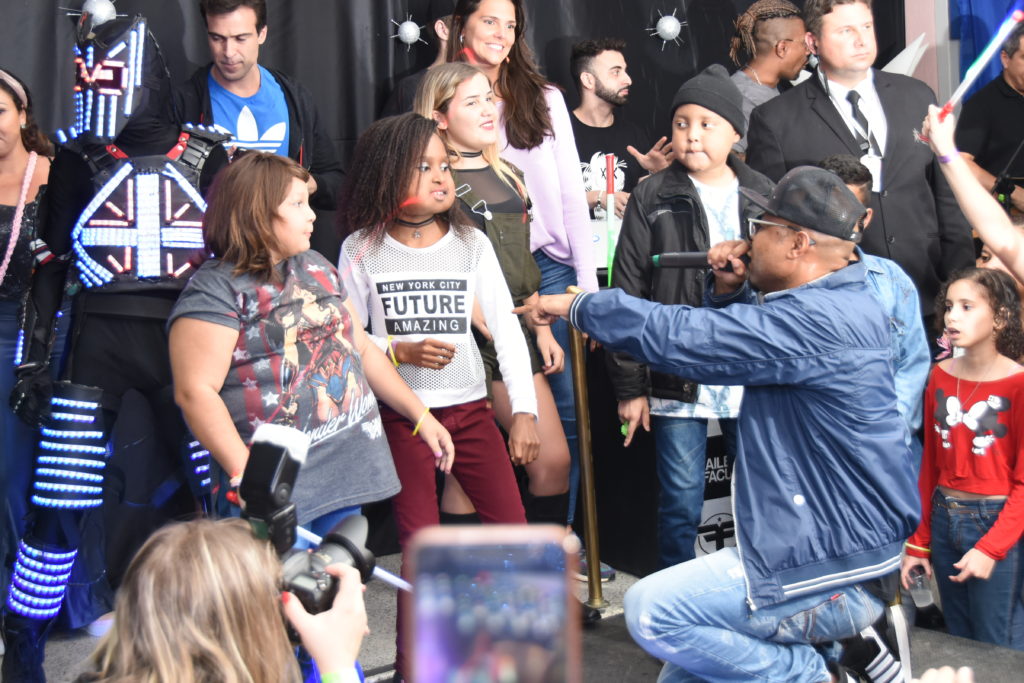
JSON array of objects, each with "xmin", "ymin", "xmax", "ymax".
[{"xmin": 625, "ymin": 548, "xmax": 884, "ymax": 682}]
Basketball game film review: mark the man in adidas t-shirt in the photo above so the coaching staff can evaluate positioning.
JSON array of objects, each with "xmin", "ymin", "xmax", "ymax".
[{"xmin": 173, "ymin": 0, "xmax": 341, "ymax": 211}]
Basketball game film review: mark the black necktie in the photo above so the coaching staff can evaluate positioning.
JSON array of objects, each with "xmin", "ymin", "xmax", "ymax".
[{"xmin": 846, "ymin": 90, "xmax": 878, "ymax": 155}]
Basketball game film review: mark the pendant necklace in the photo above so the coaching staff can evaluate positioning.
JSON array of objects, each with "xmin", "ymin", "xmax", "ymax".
[
  {"xmin": 954, "ymin": 355, "xmax": 997, "ymax": 408},
  {"xmin": 745, "ymin": 65, "xmax": 763, "ymax": 87},
  {"xmin": 395, "ymin": 215, "xmax": 435, "ymax": 239}
]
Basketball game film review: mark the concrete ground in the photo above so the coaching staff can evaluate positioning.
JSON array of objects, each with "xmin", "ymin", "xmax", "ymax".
[{"xmin": 18, "ymin": 555, "xmax": 1024, "ymax": 682}]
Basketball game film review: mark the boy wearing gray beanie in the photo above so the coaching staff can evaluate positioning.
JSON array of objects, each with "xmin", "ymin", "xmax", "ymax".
[{"xmin": 607, "ymin": 64, "xmax": 772, "ymax": 569}]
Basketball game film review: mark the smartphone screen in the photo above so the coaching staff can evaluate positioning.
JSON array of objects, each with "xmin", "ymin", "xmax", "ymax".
[{"xmin": 409, "ymin": 526, "xmax": 579, "ymax": 683}]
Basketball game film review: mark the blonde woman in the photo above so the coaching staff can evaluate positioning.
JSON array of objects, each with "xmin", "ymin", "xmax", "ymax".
[
  {"xmin": 75, "ymin": 518, "xmax": 366, "ymax": 683},
  {"xmin": 414, "ymin": 63, "xmax": 571, "ymax": 527}
]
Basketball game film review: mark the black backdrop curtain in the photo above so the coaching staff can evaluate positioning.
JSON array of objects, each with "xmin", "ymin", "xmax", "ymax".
[
  {"xmin": 4, "ymin": 0, "xmax": 906, "ymax": 167},
  {"xmin": 1, "ymin": 0, "xmax": 904, "ymax": 257}
]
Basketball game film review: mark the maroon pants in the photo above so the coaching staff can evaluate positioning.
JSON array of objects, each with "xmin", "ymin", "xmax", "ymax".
[{"xmin": 381, "ymin": 398, "xmax": 526, "ymax": 676}]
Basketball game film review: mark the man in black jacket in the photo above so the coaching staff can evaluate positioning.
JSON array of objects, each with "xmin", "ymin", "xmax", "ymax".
[
  {"xmin": 172, "ymin": 0, "xmax": 342, "ymax": 212},
  {"xmin": 745, "ymin": 0, "xmax": 973, "ymax": 319},
  {"xmin": 609, "ymin": 65, "xmax": 772, "ymax": 569}
]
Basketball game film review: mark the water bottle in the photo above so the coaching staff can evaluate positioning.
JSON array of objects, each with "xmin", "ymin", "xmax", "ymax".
[{"xmin": 908, "ymin": 565, "xmax": 934, "ymax": 608}]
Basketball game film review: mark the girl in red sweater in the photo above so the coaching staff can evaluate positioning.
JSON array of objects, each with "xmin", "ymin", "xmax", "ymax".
[{"xmin": 902, "ymin": 267, "xmax": 1024, "ymax": 648}]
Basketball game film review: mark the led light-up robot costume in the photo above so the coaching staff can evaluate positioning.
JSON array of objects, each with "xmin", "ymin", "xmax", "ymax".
[{"xmin": 3, "ymin": 9, "xmax": 227, "ymax": 680}]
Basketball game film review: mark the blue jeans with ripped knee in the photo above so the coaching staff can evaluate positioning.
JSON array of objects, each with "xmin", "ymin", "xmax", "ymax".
[{"xmin": 624, "ymin": 548, "xmax": 885, "ymax": 682}]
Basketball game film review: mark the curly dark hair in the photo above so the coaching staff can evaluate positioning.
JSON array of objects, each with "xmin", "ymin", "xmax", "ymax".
[
  {"xmin": 0, "ymin": 69, "xmax": 52, "ymax": 157},
  {"xmin": 445, "ymin": 0, "xmax": 553, "ymax": 151},
  {"xmin": 936, "ymin": 267, "xmax": 1024, "ymax": 361},
  {"xmin": 337, "ymin": 113, "xmax": 467, "ymax": 240}
]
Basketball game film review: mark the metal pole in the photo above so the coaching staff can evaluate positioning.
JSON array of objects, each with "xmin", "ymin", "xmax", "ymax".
[{"xmin": 567, "ymin": 301, "xmax": 607, "ymax": 609}]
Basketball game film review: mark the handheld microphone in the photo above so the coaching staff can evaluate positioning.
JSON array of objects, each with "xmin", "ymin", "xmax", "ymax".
[
  {"xmin": 651, "ymin": 252, "xmax": 749, "ymax": 271},
  {"xmin": 240, "ymin": 423, "xmax": 310, "ymax": 554}
]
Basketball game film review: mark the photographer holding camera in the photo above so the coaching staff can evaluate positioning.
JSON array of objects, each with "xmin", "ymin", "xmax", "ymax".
[{"xmin": 74, "ymin": 518, "xmax": 367, "ymax": 683}]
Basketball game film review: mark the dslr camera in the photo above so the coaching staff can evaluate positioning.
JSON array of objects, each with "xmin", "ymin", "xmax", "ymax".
[{"xmin": 240, "ymin": 424, "xmax": 376, "ymax": 615}]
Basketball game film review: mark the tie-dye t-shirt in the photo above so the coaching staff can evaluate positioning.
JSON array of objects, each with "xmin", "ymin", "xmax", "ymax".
[{"xmin": 169, "ymin": 250, "xmax": 399, "ymax": 523}]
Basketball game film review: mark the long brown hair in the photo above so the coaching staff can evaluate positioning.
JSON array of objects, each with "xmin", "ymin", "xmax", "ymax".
[
  {"xmin": 337, "ymin": 113, "xmax": 467, "ymax": 240},
  {"xmin": 936, "ymin": 267, "xmax": 1024, "ymax": 361},
  {"xmin": 85, "ymin": 519, "xmax": 299, "ymax": 683},
  {"xmin": 202, "ymin": 151, "xmax": 310, "ymax": 281},
  {"xmin": 0, "ymin": 68, "xmax": 52, "ymax": 157},
  {"xmin": 445, "ymin": 0, "xmax": 553, "ymax": 151},
  {"xmin": 413, "ymin": 63, "xmax": 527, "ymax": 201}
]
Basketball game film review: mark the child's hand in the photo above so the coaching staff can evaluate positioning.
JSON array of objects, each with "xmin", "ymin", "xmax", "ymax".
[
  {"xmin": 617, "ymin": 396, "xmax": 650, "ymax": 447},
  {"xmin": 534, "ymin": 326, "xmax": 564, "ymax": 374},
  {"xmin": 950, "ymin": 547, "xmax": 996, "ymax": 582},
  {"xmin": 507, "ymin": 412, "xmax": 540, "ymax": 465},
  {"xmin": 397, "ymin": 338, "xmax": 456, "ymax": 370},
  {"xmin": 900, "ymin": 553, "xmax": 931, "ymax": 590},
  {"xmin": 282, "ymin": 564, "xmax": 367, "ymax": 676},
  {"xmin": 416, "ymin": 413, "xmax": 455, "ymax": 473}
]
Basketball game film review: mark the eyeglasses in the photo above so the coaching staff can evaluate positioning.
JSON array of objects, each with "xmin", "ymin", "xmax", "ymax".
[{"xmin": 747, "ymin": 217, "xmax": 816, "ymax": 246}]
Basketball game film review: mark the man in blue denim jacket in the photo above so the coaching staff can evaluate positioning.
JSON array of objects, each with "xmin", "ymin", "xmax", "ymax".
[{"xmin": 521, "ymin": 166, "xmax": 919, "ymax": 682}]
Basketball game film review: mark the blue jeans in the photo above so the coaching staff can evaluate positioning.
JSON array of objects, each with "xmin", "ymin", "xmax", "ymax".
[
  {"xmin": 625, "ymin": 548, "xmax": 884, "ymax": 682},
  {"xmin": 653, "ymin": 416, "xmax": 737, "ymax": 568},
  {"xmin": 534, "ymin": 250, "xmax": 580, "ymax": 522},
  {"xmin": 930, "ymin": 491, "xmax": 1024, "ymax": 648}
]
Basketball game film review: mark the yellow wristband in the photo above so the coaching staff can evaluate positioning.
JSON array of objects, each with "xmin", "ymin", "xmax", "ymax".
[
  {"xmin": 386, "ymin": 335, "xmax": 400, "ymax": 368},
  {"xmin": 411, "ymin": 407, "xmax": 430, "ymax": 436},
  {"xmin": 904, "ymin": 541, "xmax": 930, "ymax": 554}
]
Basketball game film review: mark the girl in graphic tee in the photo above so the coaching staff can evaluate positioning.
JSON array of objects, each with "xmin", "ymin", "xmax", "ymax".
[
  {"xmin": 414, "ymin": 62, "xmax": 571, "ymax": 526},
  {"xmin": 338, "ymin": 113, "xmax": 535, "ymax": 677},
  {"xmin": 902, "ymin": 267, "xmax": 1024, "ymax": 648},
  {"xmin": 169, "ymin": 152, "xmax": 454, "ymax": 534}
]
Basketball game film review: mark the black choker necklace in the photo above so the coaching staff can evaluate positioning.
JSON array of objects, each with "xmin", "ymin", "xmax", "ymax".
[
  {"xmin": 396, "ymin": 216, "xmax": 435, "ymax": 228},
  {"xmin": 450, "ymin": 149, "xmax": 483, "ymax": 158},
  {"xmin": 395, "ymin": 215, "xmax": 435, "ymax": 238}
]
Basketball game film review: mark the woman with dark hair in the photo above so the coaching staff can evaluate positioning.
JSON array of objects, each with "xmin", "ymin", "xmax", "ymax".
[
  {"xmin": 0, "ymin": 68, "xmax": 55, "ymax": 608},
  {"xmin": 169, "ymin": 152, "xmax": 453, "ymax": 541},
  {"xmin": 338, "ymin": 113, "xmax": 533, "ymax": 677},
  {"xmin": 446, "ymin": 0, "xmax": 594, "ymax": 522}
]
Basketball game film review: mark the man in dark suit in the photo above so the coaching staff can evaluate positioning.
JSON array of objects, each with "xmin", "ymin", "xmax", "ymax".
[{"xmin": 746, "ymin": 0, "xmax": 973, "ymax": 316}]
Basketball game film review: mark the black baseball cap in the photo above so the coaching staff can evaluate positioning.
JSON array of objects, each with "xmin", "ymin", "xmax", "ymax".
[{"xmin": 740, "ymin": 166, "xmax": 866, "ymax": 242}]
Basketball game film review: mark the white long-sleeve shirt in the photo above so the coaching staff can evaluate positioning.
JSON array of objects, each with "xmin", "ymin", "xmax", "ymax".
[{"xmin": 340, "ymin": 228, "xmax": 537, "ymax": 417}]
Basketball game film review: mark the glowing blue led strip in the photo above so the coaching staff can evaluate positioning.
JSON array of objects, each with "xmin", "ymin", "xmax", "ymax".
[
  {"xmin": 30, "ymin": 496, "xmax": 102, "ymax": 509},
  {"xmin": 125, "ymin": 28, "xmax": 138, "ymax": 114},
  {"xmin": 37, "ymin": 456, "xmax": 105, "ymax": 469},
  {"xmin": 35, "ymin": 482, "xmax": 103, "ymax": 495},
  {"xmin": 52, "ymin": 396, "xmax": 101, "ymax": 410},
  {"xmin": 107, "ymin": 94, "xmax": 118, "ymax": 138},
  {"xmin": 39, "ymin": 441, "xmax": 106, "ymax": 455},
  {"xmin": 71, "ymin": 162, "xmax": 134, "ymax": 286},
  {"xmin": 162, "ymin": 227, "xmax": 204, "ymax": 246},
  {"xmin": 134, "ymin": 23, "xmax": 145, "ymax": 87},
  {"xmin": 15, "ymin": 565, "xmax": 73, "ymax": 586},
  {"xmin": 13, "ymin": 328, "xmax": 24, "ymax": 365},
  {"xmin": 84, "ymin": 89, "xmax": 93, "ymax": 132},
  {"xmin": 16, "ymin": 553, "xmax": 74, "ymax": 574},
  {"xmin": 51, "ymin": 412, "xmax": 96, "ymax": 423},
  {"xmin": 163, "ymin": 162, "xmax": 208, "ymax": 212},
  {"xmin": 96, "ymin": 93, "xmax": 104, "ymax": 137},
  {"xmin": 135, "ymin": 173, "xmax": 161, "ymax": 277},
  {"xmin": 36, "ymin": 468, "xmax": 103, "ymax": 483},
  {"xmin": 12, "ymin": 576, "xmax": 65, "ymax": 596},
  {"xmin": 41, "ymin": 428, "xmax": 104, "ymax": 439},
  {"xmin": 108, "ymin": 41, "xmax": 126, "ymax": 58},
  {"xmin": 20, "ymin": 543, "xmax": 77, "ymax": 562}
]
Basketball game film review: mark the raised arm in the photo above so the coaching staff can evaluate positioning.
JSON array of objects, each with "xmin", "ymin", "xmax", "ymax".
[{"xmin": 922, "ymin": 105, "xmax": 1024, "ymax": 281}]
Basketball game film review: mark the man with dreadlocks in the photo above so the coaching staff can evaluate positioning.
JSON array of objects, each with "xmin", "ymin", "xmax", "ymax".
[{"xmin": 728, "ymin": 0, "xmax": 808, "ymax": 157}]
